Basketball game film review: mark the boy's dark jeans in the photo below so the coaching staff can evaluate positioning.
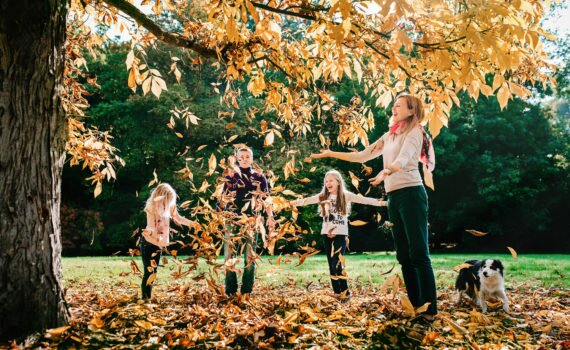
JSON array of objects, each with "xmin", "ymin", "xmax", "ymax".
[
  {"xmin": 388, "ymin": 185, "xmax": 437, "ymax": 315},
  {"xmin": 224, "ymin": 225, "xmax": 258, "ymax": 296},
  {"xmin": 323, "ymin": 234, "xmax": 349, "ymax": 295},
  {"xmin": 140, "ymin": 235, "xmax": 162, "ymax": 299}
]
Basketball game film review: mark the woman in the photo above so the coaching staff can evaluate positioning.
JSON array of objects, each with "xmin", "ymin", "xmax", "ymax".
[{"xmin": 311, "ymin": 93, "xmax": 437, "ymax": 321}]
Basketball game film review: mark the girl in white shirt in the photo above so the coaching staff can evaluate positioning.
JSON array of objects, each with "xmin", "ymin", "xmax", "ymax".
[
  {"xmin": 291, "ymin": 170, "xmax": 386, "ymax": 298},
  {"xmin": 140, "ymin": 183, "xmax": 195, "ymax": 300}
]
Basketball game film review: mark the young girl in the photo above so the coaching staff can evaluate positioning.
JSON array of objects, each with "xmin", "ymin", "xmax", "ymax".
[
  {"xmin": 311, "ymin": 93, "xmax": 438, "ymax": 321},
  {"xmin": 291, "ymin": 170, "xmax": 386, "ymax": 298},
  {"xmin": 140, "ymin": 183, "xmax": 194, "ymax": 300}
]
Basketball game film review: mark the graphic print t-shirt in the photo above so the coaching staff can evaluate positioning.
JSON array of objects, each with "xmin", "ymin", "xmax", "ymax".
[{"xmin": 291, "ymin": 192, "xmax": 384, "ymax": 236}]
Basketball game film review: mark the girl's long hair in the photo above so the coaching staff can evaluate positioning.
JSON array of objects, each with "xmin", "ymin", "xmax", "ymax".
[
  {"xmin": 145, "ymin": 183, "xmax": 177, "ymax": 218},
  {"xmin": 318, "ymin": 170, "xmax": 349, "ymax": 216}
]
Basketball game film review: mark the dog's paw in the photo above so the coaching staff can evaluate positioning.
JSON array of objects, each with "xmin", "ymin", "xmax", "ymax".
[{"xmin": 502, "ymin": 305, "xmax": 510, "ymax": 313}]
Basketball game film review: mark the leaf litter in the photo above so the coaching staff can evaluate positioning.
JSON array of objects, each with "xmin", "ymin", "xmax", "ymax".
[{"xmin": 4, "ymin": 273, "xmax": 568, "ymax": 349}]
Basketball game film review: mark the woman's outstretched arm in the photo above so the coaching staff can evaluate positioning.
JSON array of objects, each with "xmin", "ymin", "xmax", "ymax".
[{"xmin": 310, "ymin": 137, "xmax": 385, "ymax": 163}]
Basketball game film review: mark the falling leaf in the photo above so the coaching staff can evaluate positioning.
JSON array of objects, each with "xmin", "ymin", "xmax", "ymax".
[
  {"xmin": 349, "ymin": 220, "xmax": 368, "ymax": 226},
  {"xmin": 466, "ymin": 229, "xmax": 488, "ymax": 237},
  {"xmin": 146, "ymin": 273, "xmax": 157, "ymax": 285},
  {"xmin": 264, "ymin": 131, "xmax": 275, "ymax": 147},
  {"xmin": 208, "ymin": 154, "xmax": 217, "ymax": 175},
  {"xmin": 507, "ymin": 246, "xmax": 518, "ymax": 259}
]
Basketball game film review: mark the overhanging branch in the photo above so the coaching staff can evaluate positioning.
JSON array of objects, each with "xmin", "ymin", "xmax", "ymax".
[{"xmin": 102, "ymin": 0, "xmax": 219, "ymax": 59}]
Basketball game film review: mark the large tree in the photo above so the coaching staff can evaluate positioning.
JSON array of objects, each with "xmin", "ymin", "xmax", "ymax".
[
  {"xmin": 0, "ymin": 0, "xmax": 70, "ymax": 339},
  {"xmin": 0, "ymin": 0, "xmax": 555, "ymax": 339}
]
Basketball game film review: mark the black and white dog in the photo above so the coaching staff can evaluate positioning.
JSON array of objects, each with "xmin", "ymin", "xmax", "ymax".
[{"xmin": 455, "ymin": 259, "xmax": 509, "ymax": 313}]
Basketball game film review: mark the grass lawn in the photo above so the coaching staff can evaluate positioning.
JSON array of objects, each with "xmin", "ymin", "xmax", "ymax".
[{"xmin": 63, "ymin": 253, "xmax": 570, "ymax": 289}]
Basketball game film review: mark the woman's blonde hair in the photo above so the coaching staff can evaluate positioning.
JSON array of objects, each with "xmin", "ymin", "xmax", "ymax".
[
  {"xmin": 394, "ymin": 93, "xmax": 425, "ymax": 134},
  {"xmin": 145, "ymin": 183, "xmax": 177, "ymax": 218},
  {"xmin": 318, "ymin": 170, "xmax": 349, "ymax": 216}
]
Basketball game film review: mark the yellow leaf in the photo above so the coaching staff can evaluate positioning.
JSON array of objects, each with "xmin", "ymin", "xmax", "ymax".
[
  {"xmin": 337, "ymin": 327, "xmax": 354, "ymax": 338},
  {"xmin": 507, "ymin": 246, "xmax": 518, "ymax": 259},
  {"xmin": 264, "ymin": 131, "xmax": 275, "ymax": 147},
  {"xmin": 208, "ymin": 154, "xmax": 217, "ymax": 175},
  {"xmin": 197, "ymin": 145, "xmax": 207, "ymax": 152},
  {"xmin": 175, "ymin": 132, "xmax": 183, "ymax": 138},
  {"xmin": 146, "ymin": 273, "xmax": 156, "ymax": 285},
  {"xmin": 151, "ymin": 78, "xmax": 162, "ymax": 98},
  {"xmin": 245, "ymin": 0, "xmax": 259, "ymax": 23},
  {"xmin": 90, "ymin": 317, "xmax": 105, "ymax": 328},
  {"xmin": 299, "ymin": 178, "xmax": 310, "ymax": 183},
  {"xmin": 497, "ymin": 84, "xmax": 511, "ymax": 110},
  {"xmin": 134, "ymin": 320, "xmax": 154, "ymax": 330},
  {"xmin": 415, "ymin": 302, "xmax": 431, "ymax": 314},
  {"xmin": 422, "ymin": 331, "xmax": 440, "ymax": 344},
  {"xmin": 349, "ymin": 220, "xmax": 368, "ymax": 226},
  {"xmin": 466, "ymin": 229, "xmax": 488, "ymax": 237},
  {"xmin": 401, "ymin": 295, "xmax": 415, "ymax": 316},
  {"xmin": 443, "ymin": 317, "xmax": 469, "ymax": 335},
  {"xmin": 94, "ymin": 181, "xmax": 102, "ymax": 198},
  {"xmin": 46, "ymin": 326, "xmax": 71, "ymax": 336}
]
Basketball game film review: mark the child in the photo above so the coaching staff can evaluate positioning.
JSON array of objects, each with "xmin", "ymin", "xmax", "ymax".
[
  {"xmin": 140, "ymin": 183, "xmax": 194, "ymax": 300},
  {"xmin": 219, "ymin": 147, "xmax": 274, "ymax": 297},
  {"xmin": 290, "ymin": 170, "xmax": 386, "ymax": 298}
]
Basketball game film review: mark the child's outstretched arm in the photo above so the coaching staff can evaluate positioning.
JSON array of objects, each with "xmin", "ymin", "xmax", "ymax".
[
  {"xmin": 290, "ymin": 194, "xmax": 320, "ymax": 207},
  {"xmin": 171, "ymin": 207, "xmax": 197, "ymax": 228},
  {"xmin": 346, "ymin": 192, "xmax": 387, "ymax": 207}
]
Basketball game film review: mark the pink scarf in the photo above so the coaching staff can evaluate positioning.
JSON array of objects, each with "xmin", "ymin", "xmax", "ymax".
[{"xmin": 390, "ymin": 121, "xmax": 436, "ymax": 171}]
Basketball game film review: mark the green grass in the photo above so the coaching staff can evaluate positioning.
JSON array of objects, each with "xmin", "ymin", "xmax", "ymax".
[{"xmin": 63, "ymin": 253, "xmax": 570, "ymax": 289}]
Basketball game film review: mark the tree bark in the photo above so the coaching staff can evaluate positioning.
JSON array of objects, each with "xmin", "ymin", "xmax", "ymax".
[{"xmin": 0, "ymin": 0, "xmax": 70, "ymax": 340}]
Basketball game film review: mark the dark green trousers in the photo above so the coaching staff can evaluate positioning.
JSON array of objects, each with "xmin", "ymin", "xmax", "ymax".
[
  {"xmin": 388, "ymin": 185, "xmax": 438, "ymax": 315},
  {"xmin": 224, "ymin": 224, "xmax": 258, "ymax": 296}
]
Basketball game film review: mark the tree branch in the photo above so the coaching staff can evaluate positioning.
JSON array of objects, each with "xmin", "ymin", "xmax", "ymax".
[{"xmin": 102, "ymin": 0, "xmax": 219, "ymax": 59}]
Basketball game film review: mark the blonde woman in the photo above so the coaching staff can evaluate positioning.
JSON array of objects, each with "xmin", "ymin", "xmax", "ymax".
[
  {"xmin": 291, "ymin": 170, "xmax": 386, "ymax": 298},
  {"xmin": 141, "ymin": 183, "xmax": 194, "ymax": 300},
  {"xmin": 311, "ymin": 94, "xmax": 438, "ymax": 321}
]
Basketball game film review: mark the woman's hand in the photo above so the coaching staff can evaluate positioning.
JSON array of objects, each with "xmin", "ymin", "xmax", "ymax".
[
  {"xmin": 327, "ymin": 232, "xmax": 336, "ymax": 239},
  {"xmin": 310, "ymin": 150, "xmax": 332, "ymax": 159},
  {"xmin": 368, "ymin": 169, "xmax": 390, "ymax": 186}
]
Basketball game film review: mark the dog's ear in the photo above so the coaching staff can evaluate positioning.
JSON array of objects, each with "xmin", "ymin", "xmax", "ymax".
[{"xmin": 492, "ymin": 259, "xmax": 504, "ymax": 273}]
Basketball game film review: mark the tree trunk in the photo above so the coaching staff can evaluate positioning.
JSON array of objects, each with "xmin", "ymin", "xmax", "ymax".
[{"xmin": 0, "ymin": 0, "xmax": 69, "ymax": 340}]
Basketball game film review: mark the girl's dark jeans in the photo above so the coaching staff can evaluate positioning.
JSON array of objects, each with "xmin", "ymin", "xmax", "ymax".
[
  {"xmin": 323, "ymin": 234, "xmax": 349, "ymax": 295},
  {"xmin": 140, "ymin": 235, "xmax": 162, "ymax": 299}
]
